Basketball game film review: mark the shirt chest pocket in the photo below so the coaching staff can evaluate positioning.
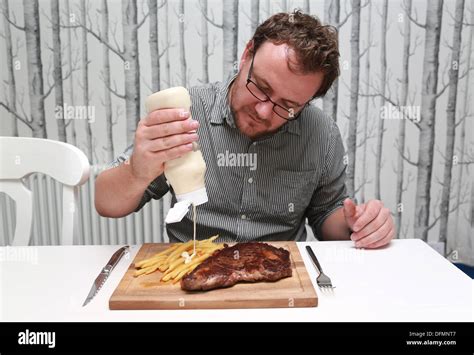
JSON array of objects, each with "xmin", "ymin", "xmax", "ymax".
[{"xmin": 260, "ymin": 169, "xmax": 317, "ymax": 224}]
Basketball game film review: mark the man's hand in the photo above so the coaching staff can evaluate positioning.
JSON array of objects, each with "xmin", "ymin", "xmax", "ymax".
[
  {"xmin": 130, "ymin": 109, "xmax": 200, "ymax": 185},
  {"xmin": 343, "ymin": 198, "xmax": 395, "ymax": 249}
]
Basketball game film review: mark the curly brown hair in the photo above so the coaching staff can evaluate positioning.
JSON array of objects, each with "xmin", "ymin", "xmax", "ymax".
[{"xmin": 250, "ymin": 10, "xmax": 340, "ymax": 98}]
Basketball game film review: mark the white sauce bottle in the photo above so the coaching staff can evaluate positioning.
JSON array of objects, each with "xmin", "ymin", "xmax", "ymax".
[{"xmin": 145, "ymin": 87, "xmax": 208, "ymax": 223}]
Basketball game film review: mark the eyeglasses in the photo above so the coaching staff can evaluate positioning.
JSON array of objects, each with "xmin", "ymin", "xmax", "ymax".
[{"xmin": 246, "ymin": 51, "xmax": 308, "ymax": 121}]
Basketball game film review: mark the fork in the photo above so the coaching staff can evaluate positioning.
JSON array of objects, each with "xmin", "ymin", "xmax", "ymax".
[{"xmin": 305, "ymin": 245, "xmax": 335, "ymax": 292}]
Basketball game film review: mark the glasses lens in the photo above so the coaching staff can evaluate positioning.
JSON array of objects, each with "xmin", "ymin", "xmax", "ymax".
[
  {"xmin": 247, "ymin": 81, "xmax": 268, "ymax": 101},
  {"xmin": 274, "ymin": 105, "xmax": 297, "ymax": 121},
  {"xmin": 247, "ymin": 79, "xmax": 301, "ymax": 121}
]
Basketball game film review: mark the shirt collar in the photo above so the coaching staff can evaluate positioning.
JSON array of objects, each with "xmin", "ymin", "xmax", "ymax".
[
  {"xmin": 286, "ymin": 117, "xmax": 301, "ymax": 136},
  {"xmin": 210, "ymin": 73, "xmax": 301, "ymax": 136},
  {"xmin": 210, "ymin": 74, "xmax": 237, "ymax": 125}
]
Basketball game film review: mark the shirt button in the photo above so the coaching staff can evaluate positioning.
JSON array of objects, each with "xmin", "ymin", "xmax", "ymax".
[
  {"xmin": 241, "ymin": 214, "xmax": 246, "ymax": 220},
  {"xmin": 248, "ymin": 177, "xmax": 253, "ymax": 184}
]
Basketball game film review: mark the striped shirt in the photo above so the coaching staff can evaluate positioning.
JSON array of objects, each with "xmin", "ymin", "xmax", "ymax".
[{"xmin": 109, "ymin": 75, "xmax": 348, "ymax": 243}]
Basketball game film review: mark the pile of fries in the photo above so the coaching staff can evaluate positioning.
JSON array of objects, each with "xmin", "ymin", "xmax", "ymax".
[{"xmin": 134, "ymin": 235, "xmax": 224, "ymax": 283}]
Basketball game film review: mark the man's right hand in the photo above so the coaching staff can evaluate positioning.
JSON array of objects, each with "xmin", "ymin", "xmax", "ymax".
[{"xmin": 130, "ymin": 109, "xmax": 200, "ymax": 184}]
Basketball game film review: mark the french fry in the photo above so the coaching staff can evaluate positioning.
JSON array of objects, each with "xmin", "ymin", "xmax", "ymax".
[
  {"xmin": 160, "ymin": 273, "xmax": 173, "ymax": 282},
  {"xmin": 198, "ymin": 243, "xmax": 219, "ymax": 249},
  {"xmin": 196, "ymin": 239, "xmax": 219, "ymax": 248},
  {"xmin": 153, "ymin": 243, "xmax": 179, "ymax": 257},
  {"xmin": 135, "ymin": 245, "xmax": 177, "ymax": 268},
  {"xmin": 167, "ymin": 261, "xmax": 192, "ymax": 278},
  {"xmin": 134, "ymin": 235, "xmax": 223, "ymax": 283},
  {"xmin": 134, "ymin": 266, "xmax": 153, "ymax": 277},
  {"xmin": 165, "ymin": 257, "xmax": 186, "ymax": 274},
  {"xmin": 204, "ymin": 235, "xmax": 219, "ymax": 243},
  {"xmin": 166, "ymin": 240, "xmax": 194, "ymax": 261},
  {"xmin": 135, "ymin": 255, "xmax": 167, "ymax": 269},
  {"xmin": 163, "ymin": 254, "xmax": 185, "ymax": 273},
  {"xmin": 144, "ymin": 266, "xmax": 160, "ymax": 275},
  {"xmin": 167, "ymin": 253, "xmax": 209, "ymax": 279},
  {"xmin": 173, "ymin": 263, "xmax": 201, "ymax": 283},
  {"xmin": 158, "ymin": 263, "xmax": 168, "ymax": 272}
]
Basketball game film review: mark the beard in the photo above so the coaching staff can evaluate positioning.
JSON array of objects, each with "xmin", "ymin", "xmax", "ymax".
[{"xmin": 233, "ymin": 107, "xmax": 277, "ymax": 140}]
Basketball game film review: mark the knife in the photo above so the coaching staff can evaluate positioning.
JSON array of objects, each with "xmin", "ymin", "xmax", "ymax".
[{"xmin": 82, "ymin": 245, "xmax": 130, "ymax": 307}]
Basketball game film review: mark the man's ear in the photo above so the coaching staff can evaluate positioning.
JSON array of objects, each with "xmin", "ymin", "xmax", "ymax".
[{"xmin": 239, "ymin": 40, "xmax": 254, "ymax": 71}]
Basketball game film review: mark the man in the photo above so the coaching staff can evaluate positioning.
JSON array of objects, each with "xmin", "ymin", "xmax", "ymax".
[{"xmin": 95, "ymin": 11, "xmax": 395, "ymax": 248}]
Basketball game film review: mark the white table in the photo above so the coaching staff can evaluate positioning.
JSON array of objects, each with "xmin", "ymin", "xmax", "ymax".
[{"xmin": 1, "ymin": 239, "xmax": 472, "ymax": 322}]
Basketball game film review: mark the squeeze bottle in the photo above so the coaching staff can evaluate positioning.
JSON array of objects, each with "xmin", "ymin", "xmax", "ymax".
[{"xmin": 145, "ymin": 87, "xmax": 208, "ymax": 223}]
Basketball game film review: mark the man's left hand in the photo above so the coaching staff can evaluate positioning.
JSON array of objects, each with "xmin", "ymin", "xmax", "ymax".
[{"xmin": 343, "ymin": 198, "xmax": 395, "ymax": 249}]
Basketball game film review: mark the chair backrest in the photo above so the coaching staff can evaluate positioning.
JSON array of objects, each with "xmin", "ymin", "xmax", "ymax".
[{"xmin": 0, "ymin": 137, "xmax": 90, "ymax": 245}]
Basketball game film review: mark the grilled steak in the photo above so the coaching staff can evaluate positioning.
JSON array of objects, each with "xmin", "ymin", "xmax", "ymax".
[{"xmin": 181, "ymin": 242, "xmax": 292, "ymax": 291}]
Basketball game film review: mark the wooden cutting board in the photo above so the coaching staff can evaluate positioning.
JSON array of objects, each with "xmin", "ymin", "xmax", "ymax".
[{"xmin": 109, "ymin": 241, "xmax": 317, "ymax": 310}]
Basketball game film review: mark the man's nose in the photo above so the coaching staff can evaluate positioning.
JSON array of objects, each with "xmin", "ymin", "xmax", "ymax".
[{"xmin": 255, "ymin": 101, "xmax": 273, "ymax": 120}]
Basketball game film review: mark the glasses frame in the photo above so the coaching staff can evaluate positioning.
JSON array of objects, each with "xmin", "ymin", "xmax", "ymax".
[{"xmin": 245, "ymin": 51, "xmax": 309, "ymax": 121}]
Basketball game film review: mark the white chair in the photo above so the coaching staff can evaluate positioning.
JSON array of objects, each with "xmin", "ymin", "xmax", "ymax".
[{"xmin": 0, "ymin": 137, "xmax": 90, "ymax": 245}]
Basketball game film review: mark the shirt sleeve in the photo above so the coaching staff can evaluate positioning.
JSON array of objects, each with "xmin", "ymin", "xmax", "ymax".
[
  {"xmin": 105, "ymin": 144, "xmax": 170, "ymax": 213},
  {"xmin": 306, "ymin": 120, "xmax": 348, "ymax": 240}
]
